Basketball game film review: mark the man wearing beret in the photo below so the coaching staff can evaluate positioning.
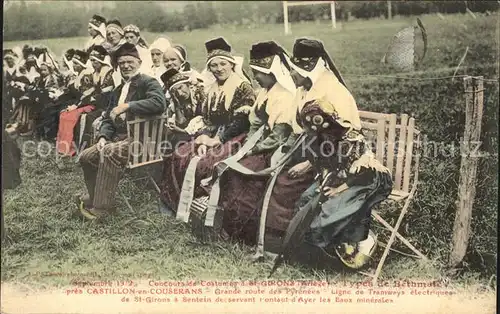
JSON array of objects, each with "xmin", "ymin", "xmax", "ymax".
[{"xmin": 76, "ymin": 43, "xmax": 166, "ymax": 220}]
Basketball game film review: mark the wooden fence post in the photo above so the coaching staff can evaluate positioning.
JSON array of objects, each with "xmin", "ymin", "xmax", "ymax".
[{"xmin": 449, "ymin": 76, "xmax": 485, "ymax": 267}]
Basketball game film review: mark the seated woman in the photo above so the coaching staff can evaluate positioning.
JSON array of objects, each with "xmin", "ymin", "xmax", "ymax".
[
  {"xmin": 259, "ymin": 38, "xmax": 363, "ymax": 255},
  {"xmin": 32, "ymin": 57, "xmax": 66, "ymax": 140},
  {"xmin": 159, "ymin": 37, "xmax": 256, "ymax": 213},
  {"xmin": 160, "ymin": 68, "xmax": 206, "ymax": 148},
  {"xmin": 102, "ymin": 19, "xmax": 127, "ymax": 86},
  {"xmin": 292, "ymin": 98, "xmax": 393, "ymax": 270},
  {"xmin": 123, "ymin": 24, "xmax": 153, "ymax": 75},
  {"xmin": 84, "ymin": 14, "xmax": 107, "ymax": 53},
  {"xmin": 208, "ymin": 41, "xmax": 297, "ymax": 244},
  {"xmin": 163, "ymin": 44, "xmax": 206, "ymax": 85},
  {"xmin": 72, "ymin": 45, "xmax": 115, "ymax": 151},
  {"xmin": 55, "ymin": 50, "xmax": 96, "ymax": 155},
  {"xmin": 149, "ymin": 37, "xmax": 171, "ymax": 85},
  {"xmin": 58, "ymin": 49, "xmax": 78, "ymax": 88},
  {"xmin": 10, "ymin": 49, "xmax": 60, "ymax": 138}
]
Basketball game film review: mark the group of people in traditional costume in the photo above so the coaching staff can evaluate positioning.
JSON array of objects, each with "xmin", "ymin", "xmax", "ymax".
[{"xmin": 3, "ymin": 14, "xmax": 394, "ymax": 270}]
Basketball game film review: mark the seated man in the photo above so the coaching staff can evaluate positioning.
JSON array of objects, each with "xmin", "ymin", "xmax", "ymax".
[{"xmin": 76, "ymin": 43, "xmax": 166, "ymax": 220}]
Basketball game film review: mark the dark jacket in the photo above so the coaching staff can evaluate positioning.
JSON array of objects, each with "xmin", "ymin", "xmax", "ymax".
[{"xmin": 99, "ymin": 73, "xmax": 167, "ymax": 141}]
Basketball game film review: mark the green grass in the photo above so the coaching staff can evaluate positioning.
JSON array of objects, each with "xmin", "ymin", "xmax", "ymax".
[{"xmin": 2, "ymin": 13, "xmax": 498, "ymax": 289}]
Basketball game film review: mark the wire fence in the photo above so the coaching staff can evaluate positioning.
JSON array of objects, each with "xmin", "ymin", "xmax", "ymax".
[{"xmin": 343, "ymin": 64, "xmax": 499, "ymax": 83}]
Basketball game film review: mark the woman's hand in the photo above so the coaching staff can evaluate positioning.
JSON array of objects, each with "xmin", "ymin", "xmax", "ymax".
[
  {"xmin": 322, "ymin": 183, "xmax": 349, "ymax": 197},
  {"xmin": 288, "ymin": 160, "xmax": 312, "ymax": 179},
  {"xmin": 66, "ymin": 104, "xmax": 77, "ymax": 111}
]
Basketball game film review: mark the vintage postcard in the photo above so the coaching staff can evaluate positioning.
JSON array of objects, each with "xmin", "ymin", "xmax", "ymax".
[{"xmin": 1, "ymin": 1, "xmax": 498, "ymax": 313}]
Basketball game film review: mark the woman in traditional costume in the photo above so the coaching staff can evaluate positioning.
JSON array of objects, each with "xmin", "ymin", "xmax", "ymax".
[
  {"xmin": 31, "ymin": 55, "xmax": 65, "ymax": 140},
  {"xmin": 292, "ymin": 98, "xmax": 392, "ymax": 269},
  {"xmin": 159, "ymin": 37, "xmax": 256, "ymax": 213},
  {"xmin": 3, "ymin": 48, "xmax": 22, "ymax": 116},
  {"xmin": 84, "ymin": 15, "xmax": 107, "ymax": 53},
  {"xmin": 149, "ymin": 37, "xmax": 171, "ymax": 85},
  {"xmin": 10, "ymin": 47, "xmax": 60, "ymax": 138},
  {"xmin": 256, "ymin": 38, "xmax": 364, "ymax": 254},
  {"xmin": 123, "ymin": 24, "xmax": 153, "ymax": 76},
  {"xmin": 59, "ymin": 49, "xmax": 78, "ymax": 88},
  {"xmin": 160, "ymin": 68, "xmax": 207, "ymax": 148},
  {"xmin": 55, "ymin": 50, "xmax": 96, "ymax": 155},
  {"xmin": 162, "ymin": 44, "xmax": 206, "ymax": 84},
  {"xmin": 203, "ymin": 41, "xmax": 297, "ymax": 244},
  {"xmin": 103, "ymin": 19, "xmax": 127, "ymax": 86},
  {"xmin": 72, "ymin": 45, "xmax": 115, "ymax": 151}
]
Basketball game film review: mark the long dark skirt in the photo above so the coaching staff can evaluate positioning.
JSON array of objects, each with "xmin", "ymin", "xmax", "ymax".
[
  {"xmin": 265, "ymin": 164, "xmax": 316, "ymax": 234},
  {"xmin": 160, "ymin": 133, "xmax": 247, "ymax": 211},
  {"xmin": 35, "ymin": 102, "xmax": 66, "ymax": 140},
  {"xmin": 220, "ymin": 152, "xmax": 273, "ymax": 244},
  {"xmin": 298, "ymin": 170, "xmax": 393, "ymax": 248}
]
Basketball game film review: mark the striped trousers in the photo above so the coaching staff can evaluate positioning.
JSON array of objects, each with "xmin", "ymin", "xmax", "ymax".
[{"xmin": 79, "ymin": 138, "xmax": 130, "ymax": 210}]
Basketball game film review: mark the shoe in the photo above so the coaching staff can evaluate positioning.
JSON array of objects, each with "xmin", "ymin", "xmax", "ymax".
[
  {"xmin": 79, "ymin": 202, "xmax": 98, "ymax": 220},
  {"xmin": 74, "ymin": 193, "xmax": 92, "ymax": 208},
  {"xmin": 334, "ymin": 230, "xmax": 378, "ymax": 270},
  {"xmin": 5, "ymin": 123, "xmax": 19, "ymax": 139}
]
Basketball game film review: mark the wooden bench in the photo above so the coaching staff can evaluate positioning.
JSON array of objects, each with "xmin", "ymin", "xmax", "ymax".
[
  {"xmin": 118, "ymin": 114, "xmax": 169, "ymax": 212},
  {"xmin": 358, "ymin": 110, "xmax": 427, "ymax": 284}
]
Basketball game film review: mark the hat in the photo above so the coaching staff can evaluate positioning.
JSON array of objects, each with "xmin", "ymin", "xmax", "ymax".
[
  {"xmin": 171, "ymin": 44, "xmax": 187, "ymax": 61},
  {"xmin": 72, "ymin": 49, "xmax": 90, "ymax": 67},
  {"xmin": 22, "ymin": 45, "xmax": 35, "ymax": 59},
  {"xmin": 89, "ymin": 45, "xmax": 108, "ymax": 60},
  {"xmin": 106, "ymin": 19, "xmax": 124, "ymax": 36},
  {"xmin": 64, "ymin": 49, "xmax": 76, "ymax": 61},
  {"xmin": 160, "ymin": 68, "xmax": 190, "ymax": 90},
  {"xmin": 300, "ymin": 99, "xmax": 348, "ymax": 134},
  {"xmin": 89, "ymin": 45, "xmax": 112, "ymax": 67},
  {"xmin": 3, "ymin": 49, "xmax": 17, "ymax": 60},
  {"xmin": 123, "ymin": 24, "xmax": 140, "ymax": 35},
  {"xmin": 114, "ymin": 43, "xmax": 141, "ymax": 61},
  {"xmin": 205, "ymin": 37, "xmax": 234, "ymax": 63},
  {"xmin": 89, "ymin": 14, "xmax": 106, "ymax": 27},
  {"xmin": 290, "ymin": 38, "xmax": 326, "ymax": 72},
  {"xmin": 290, "ymin": 37, "xmax": 347, "ymax": 87},
  {"xmin": 150, "ymin": 37, "xmax": 171, "ymax": 53},
  {"xmin": 250, "ymin": 41, "xmax": 288, "ymax": 70}
]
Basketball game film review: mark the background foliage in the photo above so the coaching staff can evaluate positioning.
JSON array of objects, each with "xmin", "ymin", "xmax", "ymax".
[{"xmin": 3, "ymin": 1, "xmax": 499, "ymax": 40}]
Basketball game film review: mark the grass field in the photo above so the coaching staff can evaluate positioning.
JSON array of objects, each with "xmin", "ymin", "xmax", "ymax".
[{"xmin": 2, "ymin": 13, "xmax": 498, "ymax": 293}]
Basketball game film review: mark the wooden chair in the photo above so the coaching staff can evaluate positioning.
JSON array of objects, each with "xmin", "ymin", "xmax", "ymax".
[
  {"xmin": 358, "ymin": 110, "xmax": 427, "ymax": 284},
  {"xmin": 118, "ymin": 113, "xmax": 169, "ymax": 212}
]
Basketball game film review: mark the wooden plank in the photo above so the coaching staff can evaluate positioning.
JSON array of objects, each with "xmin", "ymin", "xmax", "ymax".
[
  {"xmin": 376, "ymin": 118, "xmax": 386, "ymax": 163},
  {"xmin": 359, "ymin": 111, "xmax": 391, "ymax": 121},
  {"xmin": 402, "ymin": 118, "xmax": 415, "ymax": 193},
  {"xmin": 127, "ymin": 158, "xmax": 164, "ymax": 169},
  {"xmin": 150, "ymin": 119, "xmax": 158, "ymax": 161},
  {"xmin": 449, "ymin": 76, "xmax": 484, "ymax": 267},
  {"xmin": 394, "ymin": 114, "xmax": 408, "ymax": 190},
  {"xmin": 157, "ymin": 117, "xmax": 165, "ymax": 157},
  {"xmin": 372, "ymin": 211, "xmax": 427, "ymax": 260},
  {"xmin": 371, "ymin": 180, "xmax": 419, "ymax": 285},
  {"xmin": 133, "ymin": 122, "xmax": 140, "ymax": 165},
  {"xmin": 143, "ymin": 120, "xmax": 150, "ymax": 163},
  {"xmin": 127, "ymin": 114, "xmax": 169, "ymax": 124},
  {"xmin": 386, "ymin": 114, "xmax": 397, "ymax": 175},
  {"xmin": 286, "ymin": 1, "xmax": 333, "ymax": 7}
]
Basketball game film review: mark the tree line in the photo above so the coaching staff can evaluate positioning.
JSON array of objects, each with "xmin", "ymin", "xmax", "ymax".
[{"xmin": 4, "ymin": 1, "xmax": 499, "ymax": 41}]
